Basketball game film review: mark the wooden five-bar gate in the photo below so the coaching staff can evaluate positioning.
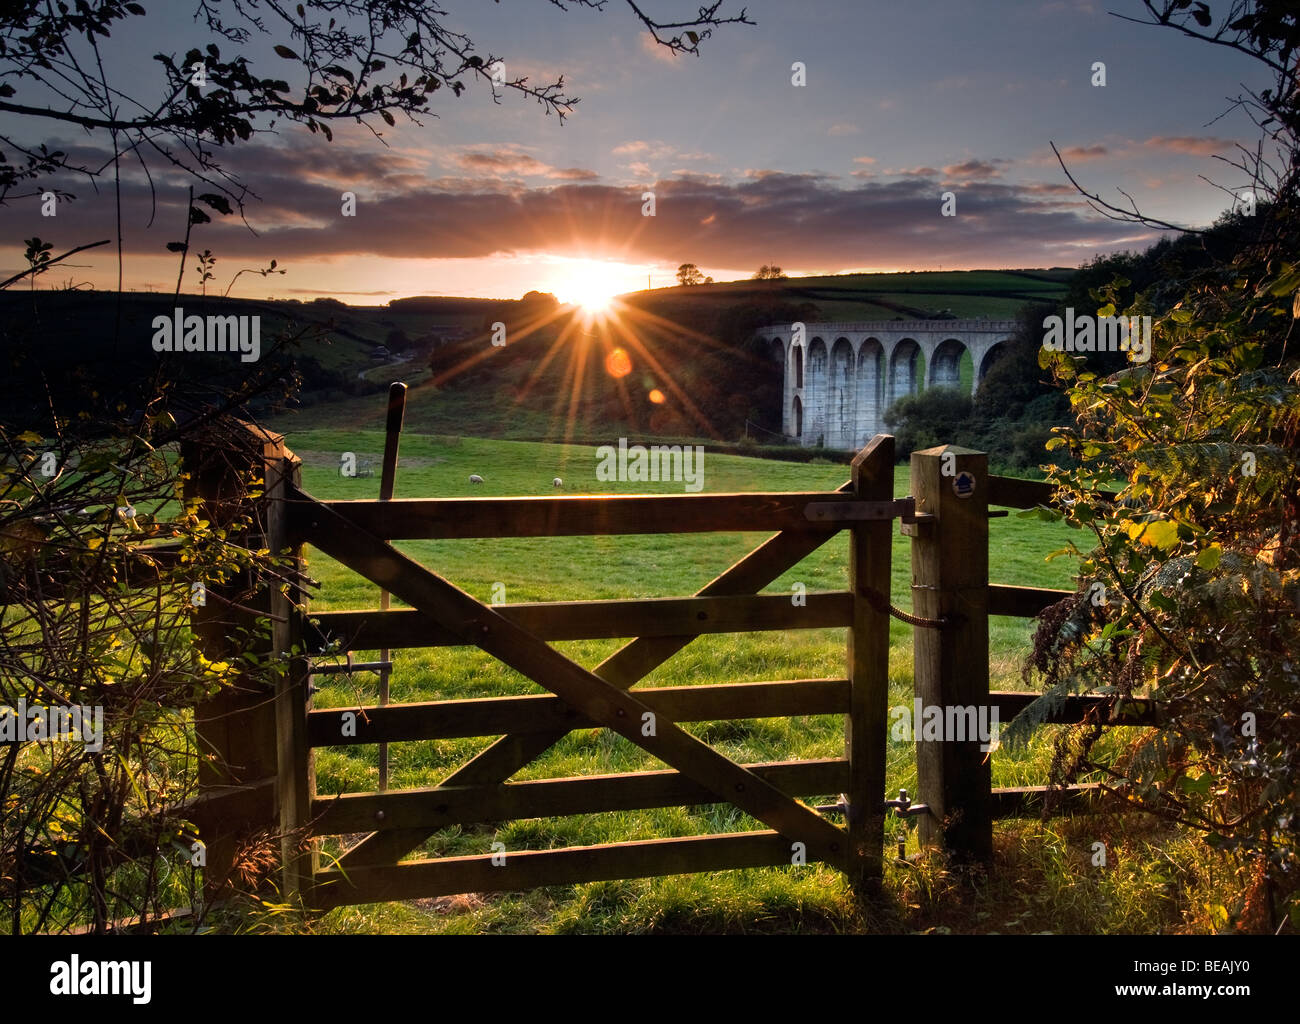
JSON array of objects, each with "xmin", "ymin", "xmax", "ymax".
[{"xmin": 183, "ymin": 416, "xmax": 1159, "ymax": 911}]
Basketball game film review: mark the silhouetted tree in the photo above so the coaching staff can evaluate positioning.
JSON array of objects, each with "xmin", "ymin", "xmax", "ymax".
[{"xmin": 676, "ymin": 263, "xmax": 704, "ymax": 286}]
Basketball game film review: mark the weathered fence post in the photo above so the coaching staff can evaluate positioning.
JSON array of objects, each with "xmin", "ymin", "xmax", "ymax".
[
  {"xmin": 910, "ymin": 444, "xmax": 991, "ymax": 862},
  {"xmin": 846, "ymin": 435, "xmax": 895, "ymax": 889},
  {"xmin": 185, "ymin": 424, "xmax": 276, "ymax": 902},
  {"xmin": 184, "ymin": 421, "xmax": 310, "ymax": 903}
]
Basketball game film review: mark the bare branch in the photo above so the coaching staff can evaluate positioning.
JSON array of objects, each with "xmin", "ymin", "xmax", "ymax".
[
  {"xmin": 1050, "ymin": 141, "xmax": 1206, "ymax": 235},
  {"xmin": 0, "ymin": 240, "xmax": 111, "ymax": 291}
]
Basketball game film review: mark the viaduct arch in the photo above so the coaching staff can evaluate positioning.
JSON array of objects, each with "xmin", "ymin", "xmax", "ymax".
[{"xmin": 758, "ymin": 319, "xmax": 1017, "ymax": 450}]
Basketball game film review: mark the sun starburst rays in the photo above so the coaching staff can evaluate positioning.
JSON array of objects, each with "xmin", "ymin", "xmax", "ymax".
[{"xmin": 419, "ymin": 290, "xmax": 722, "ymax": 449}]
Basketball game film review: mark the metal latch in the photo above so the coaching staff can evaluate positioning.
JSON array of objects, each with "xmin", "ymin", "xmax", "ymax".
[
  {"xmin": 804, "ymin": 496, "xmax": 935, "ymax": 524},
  {"xmin": 308, "ymin": 650, "xmax": 394, "ymax": 695},
  {"xmin": 815, "ymin": 793, "xmax": 853, "ymax": 821},
  {"xmin": 310, "ymin": 659, "xmax": 394, "ymax": 675}
]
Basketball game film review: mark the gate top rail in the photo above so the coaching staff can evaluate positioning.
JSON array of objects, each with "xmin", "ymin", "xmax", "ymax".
[
  {"xmin": 288, "ymin": 488, "xmax": 911, "ymax": 540},
  {"xmin": 987, "ymin": 474, "xmax": 1118, "ymax": 510}
]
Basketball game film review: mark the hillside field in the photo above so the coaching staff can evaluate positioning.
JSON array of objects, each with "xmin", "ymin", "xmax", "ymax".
[
  {"xmin": 3, "ymin": 269, "xmax": 1066, "ymax": 445},
  {"xmin": 266, "ymin": 268, "xmax": 1064, "ymax": 442}
]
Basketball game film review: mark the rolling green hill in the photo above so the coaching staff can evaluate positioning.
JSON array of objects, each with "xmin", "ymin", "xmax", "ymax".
[
  {"xmin": 620, "ymin": 268, "xmax": 1067, "ymax": 323},
  {"xmin": 271, "ymin": 269, "xmax": 1066, "ymax": 442},
  {"xmin": 2, "ymin": 269, "xmax": 1068, "ymax": 444}
]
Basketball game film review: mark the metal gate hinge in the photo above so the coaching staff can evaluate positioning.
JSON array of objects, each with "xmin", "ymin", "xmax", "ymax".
[{"xmin": 882, "ymin": 788, "xmax": 930, "ymax": 818}]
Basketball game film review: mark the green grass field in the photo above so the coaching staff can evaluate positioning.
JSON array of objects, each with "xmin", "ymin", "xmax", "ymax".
[
  {"xmin": 263, "ymin": 429, "xmax": 1225, "ymax": 935},
  {"xmin": 629, "ymin": 268, "xmax": 1067, "ymax": 325}
]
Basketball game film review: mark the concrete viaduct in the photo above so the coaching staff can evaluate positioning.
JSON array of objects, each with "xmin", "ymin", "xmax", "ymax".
[{"xmin": 755, "ymin": 319, "xmax": 1017, "ymax": 451}]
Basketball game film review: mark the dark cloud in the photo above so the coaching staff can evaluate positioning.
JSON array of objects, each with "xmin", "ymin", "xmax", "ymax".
[
  {"xmin": 438, "ymin": 148, "xmax": 599, "ymax": 181},
  {"xmin": 13, "ymin": 139, "xmax": 1153, "ymax": 273},
  {"xmin": 456, "ymin": 150, "xmax": 551, "ymax": 175},
  {"xmin": 1022, "ymin": 181, "xmax": 1079, "ymax": 196},
  {"xmin": 1144, "ymin": 135, "xmax": 1235, "ymax": 156},
  {"xmin": 1059, "ymin": 144, "xmax": 1108, "ymax": 160},
  {"xmin": 943, "ymin": 159, "xmax": 1012, "ymax": 179}
]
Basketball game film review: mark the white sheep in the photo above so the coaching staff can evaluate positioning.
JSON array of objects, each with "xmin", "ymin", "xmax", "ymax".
[
  {"xmin": 553, "ymin": 477, "xmax": 563, "ymax": 488},
  {"xmin": 468, "ymin": 474, "xmax": 484, "ymax": 484}
]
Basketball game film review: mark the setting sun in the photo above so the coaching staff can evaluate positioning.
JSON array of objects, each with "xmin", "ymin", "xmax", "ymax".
[
  {"xmin": 568, "ymin": 280, "xmax": 617, "ymax": 314},
  {"xmin": 549, "ymin": 257, "xmax": 648, "ymax": 314}
]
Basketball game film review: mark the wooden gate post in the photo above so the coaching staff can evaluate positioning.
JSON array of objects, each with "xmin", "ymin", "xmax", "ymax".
[
  {"xmin": 846, "ymin": 434, "xmax": 894, "ymax": 890},
  {"xmin": 910, "ymin": 444, "xmax": 992, "ymax": 863},
  {"xmin": 183, "ymin": 421, "xmax": 310, "ymax": 903}
]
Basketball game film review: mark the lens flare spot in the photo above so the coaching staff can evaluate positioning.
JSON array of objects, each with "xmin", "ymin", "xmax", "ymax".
[
  {"xmin": 648, "ymin": 388, "xmax": 665, "ymax": 404},
  {"xmin": 605, "ymin": 348, "xmax": 632, "ymax": 378}
]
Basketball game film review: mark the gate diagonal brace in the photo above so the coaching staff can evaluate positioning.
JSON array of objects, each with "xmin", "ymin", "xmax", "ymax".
[
  {"xmin": 291, "ymin": 488, "xmax": 848, "ymax": 864},
  {"xmin": 329, "ymin": 478, "xmax": 857, "ymax": 869}
]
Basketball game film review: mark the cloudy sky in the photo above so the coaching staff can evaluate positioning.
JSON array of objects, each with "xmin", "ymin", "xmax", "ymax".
[{"xmin": 0, "ymin": 0, "xmax": 1269, "ymax": 303}]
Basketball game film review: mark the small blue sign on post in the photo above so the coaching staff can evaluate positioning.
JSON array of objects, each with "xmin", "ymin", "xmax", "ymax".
[{"xmin": 952, "ymin": 470, "xmax": 976, "ymax": 498}]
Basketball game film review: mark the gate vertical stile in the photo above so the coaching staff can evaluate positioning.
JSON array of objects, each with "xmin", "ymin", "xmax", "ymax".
[
  {"xmin": 376, "ymin": 382, "xmax": 407, "ymax": 791},
  {"xmin": 265, "ymin": 438, "xmax": 314, "ymax": 901},
  {"xmin": 846, "ymin": 434, "xmax": 894, "ymax": 891}
]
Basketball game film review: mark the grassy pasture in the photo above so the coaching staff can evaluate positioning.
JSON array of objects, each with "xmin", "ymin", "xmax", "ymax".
[
  {"xmin": 647, "ymin": 269, "xmax": 1068, "ymax": 299},
  {"xmin": 283, "ymin": 429, "xmax": 1200, "ymax": 934},
  {"xmin": 629, "ymin": 269, "xmax": 1067, "ymax": 324}
]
